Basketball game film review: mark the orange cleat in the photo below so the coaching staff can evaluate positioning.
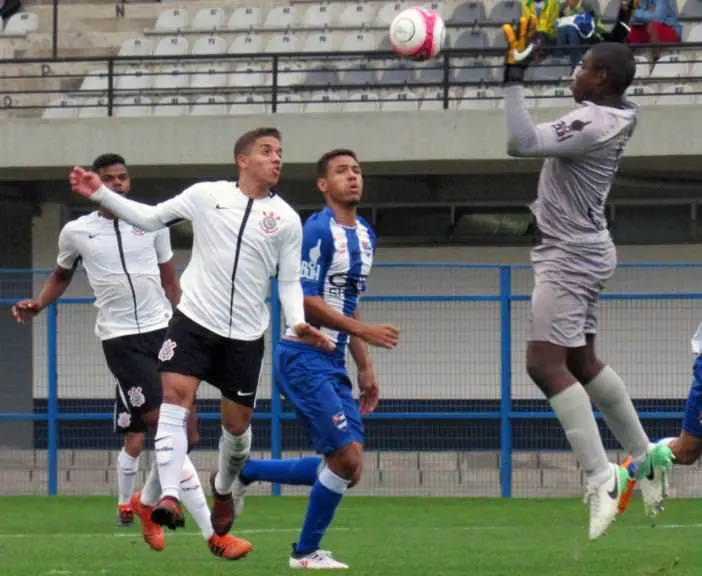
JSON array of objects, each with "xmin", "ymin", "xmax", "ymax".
[
  {"xmin": 117, "ymin": 504, "xmax": 134, "ymax": 527},
  {"xmin": 209, "ymin": 471, "xmax": 235, "ymax": 536},
  {"xmin": 208, "ymin": 533, "xmax": 253, "ymax": 560},
  {"xmin": 130, "ymin": 492, "xmax": 166, "ymax": 551},
  {"xmin": 618, "ymin": 456, "xmax": 637, "ymax": 514},
  {"xmin": 150, "ymin": 495, "xmax": 185, "ymax": 531}
]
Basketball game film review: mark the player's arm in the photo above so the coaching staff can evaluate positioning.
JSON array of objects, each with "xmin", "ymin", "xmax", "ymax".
[
  {"xmin": 12, "ymin": 227, "xmax": 78, "ymax": 323},
  {"xmin": 70, "ymin": 167, "xmax": 201, "ymax": 232},
  {"xmin": 277, "ymin": 217, "xmax": 333, "ymax": 351},
  {"xmin": 504, "ymin": 85, "xmax": 601, "ymax": 158},
  {"xmin": 349, "ymin": 309, "xmax": 372, "ymax": 371},
  {"xmin": 155, "ymin": 228, "xmax": 181, "ymax": 307}
]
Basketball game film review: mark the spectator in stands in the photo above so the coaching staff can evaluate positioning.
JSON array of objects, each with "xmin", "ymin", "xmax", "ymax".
[
  {"xmin": 557, "ymin": 0, "xmax": 607, "ymax": 70},
  {"xmin": 522, "ymin": 0, "xmax": 561, "ymax": 51},
  {"xmin": 627, "ymin": 0, "xmax": 682, "ymax": 62}
]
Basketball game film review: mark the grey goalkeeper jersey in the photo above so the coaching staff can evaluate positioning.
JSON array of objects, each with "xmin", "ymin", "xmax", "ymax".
[{"xmin": 504, "ymin": 85, "xmax": 638, "ymax": 245}]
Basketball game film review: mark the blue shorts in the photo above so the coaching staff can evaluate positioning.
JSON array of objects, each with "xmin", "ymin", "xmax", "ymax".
[
  {"xmin": 274, "ymin": 340, "xmax": 364, "ymax": 455},
  {"xmin": 682, "ymin": 355, "xmax": 702, "ymax": 438}
]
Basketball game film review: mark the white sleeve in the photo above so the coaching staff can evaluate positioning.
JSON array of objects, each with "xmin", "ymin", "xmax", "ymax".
[
  {"xmin": 504, "ymin": 85, "xmax": 602, "ymax": 158},
  {"xmin": 92, "ymin": 183, "xmax": 203, "ymax": 231},
  {"xmin": 56, "ymin": 225, "xmax": 80, "ymax": 270},
  {"xmin": 154, "ymin": 228, "xmax": 174, "ymax": 264},
  {"xmin": 277, "ymin": 214, "xmax": 306, "ymax": 329}
]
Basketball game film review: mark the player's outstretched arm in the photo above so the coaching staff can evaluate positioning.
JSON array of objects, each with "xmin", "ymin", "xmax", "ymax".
[
  {"xmin": 69, "ymin": 166, "xmax": 198, "ymax": 232},
  {"xmin": 505, "ymin": 89, "xmax": 601, "ymax": 158},
  {"xmin": 12, "ymin": 266, "xmax": 74, "ymax": 323}
]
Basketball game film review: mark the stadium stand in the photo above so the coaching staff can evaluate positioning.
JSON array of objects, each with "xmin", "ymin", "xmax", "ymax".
[{"xmin": 0, "ymin": 0, "xmax": 700, "ymax": 118}]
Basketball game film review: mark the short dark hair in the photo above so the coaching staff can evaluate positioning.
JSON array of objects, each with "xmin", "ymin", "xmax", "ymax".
[
  {"xmin": 91, "ymin": 153, "xmax": 126, "ymax": 172},
  {"xmin": 316, "ymin": 149, "xmax": 358, "ymax": 178},
  {"xmin": 590, "ymin": 42, "xmax": 636, "ymax": 96},
  {"xmin": 233, "ymin": 127, "xmax": 281, "ymax": 161}
]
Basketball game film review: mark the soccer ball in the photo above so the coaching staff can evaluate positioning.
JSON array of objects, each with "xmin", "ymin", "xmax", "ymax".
[{"xmin": 388, "ymin": 7, "xmax": 446, "ymax": 61}]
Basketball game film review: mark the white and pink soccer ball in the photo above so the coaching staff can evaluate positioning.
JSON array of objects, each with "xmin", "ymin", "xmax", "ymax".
[{"xmin": 388, "ymin": 6, "xmax": 446, "ymax": 60}]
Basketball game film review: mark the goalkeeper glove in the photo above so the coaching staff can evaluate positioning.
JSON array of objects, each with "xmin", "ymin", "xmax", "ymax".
[{"xmin": 502, "ymin": 15, "xmax": 539, "ymax": 85}]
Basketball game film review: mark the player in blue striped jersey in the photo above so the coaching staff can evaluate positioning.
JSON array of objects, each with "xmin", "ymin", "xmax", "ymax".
[{"xmin": 233, "ymin": 149, "xmax": 400, "ymax": 569}]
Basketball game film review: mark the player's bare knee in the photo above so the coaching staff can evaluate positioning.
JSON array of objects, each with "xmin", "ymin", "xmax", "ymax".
[
  {"xmin": 124, "ymin": 432, "xmax": 145, "ymax": 457},
  {"xmin": 673, "ymin": 436, "xmax": 702, "ymax": 465},
  {"xmin": 161, "ymin": 373, "xmax": 197, "ymax": 408},
  {"xmin": 327, "ymin": 443, "xmax": 363, "ymax": 481},
  {"xmin": 221, "ymin": 401, "xmax": 252, "ymax": 436}
]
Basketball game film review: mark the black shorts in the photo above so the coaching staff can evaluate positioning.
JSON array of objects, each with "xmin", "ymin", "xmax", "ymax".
[
  {"xmin": 102, "ymin": 328, "xmax": 166, "ymax": 434},
  {"xmin": 157, "ymin": 310, "xmax": 264, "ymax": 408}
]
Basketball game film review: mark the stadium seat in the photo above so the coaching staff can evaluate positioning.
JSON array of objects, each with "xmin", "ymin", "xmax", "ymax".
[
  {"xmin": 266, "ymin": 33, "xmax": 299, "ymax": 53},
  {"xmin": 227, "ymin": 6, "xmax": 260, "ymax": 31},
  {"xmin": 339, "ymin": 31, "xmax": 377, "ymax": 52},
  {"xmin": 337, "ymin": 2, "xmax": 376, "ymax": 27},
  {"xmin": 42, "ymin": 97, "xmax": 78, "ymax": 120},
  {"xmin": 229, "ymin": 33, "xmax": 264, "ymax": 55},
  {"xmin": 488, "ymin": 1, "xmax": 520, "ymax": 23},
  {"xmin": 452, "ymin": 58, "xmax": 495, "ymax": 84},
  {"xmin": 649, "ymin": 54, "xmax": 689, "ymax": 79},
  {"xmin": 191, "ymin": 35, "xmax": 227, "ymax": 56},
  {"xmin": 527, "ymin": 57, "xmax": 570, "ymax": 82},
  {"xmin": 377, "ymin": 33, "xmax": 393, "ymax": 52},
  {"xmin": 381, "ymin": 90, "xmax": 420, "ymax": 111},
  {"xmin": 376, "ymin": 2, "xmax": 408, "ymax": 25},
  {"xmin": 450, "ymin": 2, "xmax": 488, "ymax": 24},
  {"xmin": 116, "ymin": 67, "xmax": 152, "ymax": 92},
  {"xmin": 304, "ymin": 91, "xmax": 343, "ymax": 113},
  {"xmin": 78, "ymin": 96, "xmax": 109, "ymax": 118},
  {"xmin": 229, "ymin": 62, "xmax": 268, "ymax": 89},
  {"xmin": 154, "ymin": 36, "xmax": 189, "ymax": 57},
  {"xmin": 342, "ymin": 91, "xmax": 381, "ymax": 112},
  {"xmin": 657, "ymin": 84, "xmax": 696, "ymax": 105},
  {"xmin": 625, "ymin": 84, "xmax": 657, "ymax": 106},
  {"xmin": 264, "ymin": 6, "xmax": 296, "ymax": 29},
  {"xmin": 277, "ymin": 62, "xmax": 305, "ymax": 87},
  {"xmin": 458, "ymin": 87, "xmax": 498, "ymax": 110},
  {"xmin": 276, "ymin": 92, "xmax": 304, "ymax": 113},
  {"xmin": 229, "ymin": 93, "xmax": 268, "ymax": 115},
  {"xmin": 538, "ymin": 87, "xmax": 573, "ymax": 108},
  {"xmin": 80, "ymin": 69, "xmax": 109, "ymax": 93},
  {"xmin": 153, "ymin": 8, "xmax": 188, "ymax": 33},
  {"xmin": 118, "ymin": 38, "xmax": 153, "ymax": 58},
  {"xmin": 378, "ymin": 62, "xmax": 417, "ymax": 86},
  {"xmin": 2, "ymin": 12, "xmax": 38, "ymax": 36},
  {"xmin": 302, "ymin": 3, "xmax": 334, "ymax": 28},
  {"xmin": 114, "ymin": 96, "xmax": 153, "ymax": 118},
  {"xmin": 302, "ymin": 33, "xmax": 335, "ymax": 53},
  {"xmin": 454, "ymin": 29, "xmax": 489, "ymax": 51},
  {"xmin": 190, "ymin": 8, "xmax": 226, "ymax": 32},
  {"xmin": 635, "ymin": 54, "xmax": 651, "ymax": 79},
  {"xmin": 416, "ymin": 61, "xmax": 445, "ymax": 84},
  {"xmin": 686, "ymin": 23, "xmax": 702, "ymax": 44},
  {"xmin": 601, "ymin": 0, "xmax": 624, "ymax": 19},
  {"xmin": 681, "ymin": 0, "xmax": 702, "ymax": 19},
  {"xmin": 303, "ymin": 64, "xmax": 341, "ymax": 87},
  {"xmin": 341, "ymin": 64, "xmax": 377, "ymax": 86},
  {"xmin": 153, "ymin": 95, "xmax": 189, "ymax": 117},
  {"xmin": 152, "ymin": 65, "xmax": 188, "ymax": 90},
  {"xmin": 190, "ymin": 63, "xmax": 228, "ymax": 90},
  {"xmin": 191, "ymin": 95, "xmax": 228, "ymax": 116}
]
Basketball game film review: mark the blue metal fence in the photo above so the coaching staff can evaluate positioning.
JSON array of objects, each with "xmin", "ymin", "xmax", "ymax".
[{"xmin": 1, "ymin": 262, "xmax": 699, "ymax": 498}]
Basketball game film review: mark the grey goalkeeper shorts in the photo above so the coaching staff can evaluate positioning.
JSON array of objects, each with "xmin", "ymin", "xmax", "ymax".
[{"xmin": 529, "ymin": 240, "xmax": 616, "ymax": 348}]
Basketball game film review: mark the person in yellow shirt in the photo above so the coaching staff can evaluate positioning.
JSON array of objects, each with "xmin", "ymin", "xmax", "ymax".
[
  {"xmin": 521, "ymin": 0, "xmax": 561, "ymax": 47},
  {"xmin": 557, "ymin": 0, "xmax": 606, "ymax": 69}
]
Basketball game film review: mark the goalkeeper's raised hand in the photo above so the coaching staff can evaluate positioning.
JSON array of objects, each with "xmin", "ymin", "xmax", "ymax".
[{"xmin": 502, "ymin": 15, "xmax": 539, "ymax": 85}]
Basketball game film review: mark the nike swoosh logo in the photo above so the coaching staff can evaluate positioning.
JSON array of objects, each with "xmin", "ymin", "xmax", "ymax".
[
  {"xmin": 236, "ymin": 390, "xmax": 255, "ymax": 397},
  {"xmin": 607, "ymin": 477, "xmax": 619, "ymax": 500},
  {"xmin": 646, "ymin": 466, "xmax": 655, "ymax": 481},
  {"xmin": 216, "ymin": 204, "xmax": 229, "ymax": 210},
  {"xmin": 88, "ymin": 234, "xmax": 98, "ymax": 239}
]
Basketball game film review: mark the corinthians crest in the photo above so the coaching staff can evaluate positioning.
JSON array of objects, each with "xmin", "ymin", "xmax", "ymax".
[{"xmin": 260, "ymin": 210, "xmax": 280, "ymax": 234}]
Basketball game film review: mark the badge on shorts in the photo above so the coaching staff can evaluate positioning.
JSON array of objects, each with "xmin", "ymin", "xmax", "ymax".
[{"xmin": 332, "ymin": 412, "xmax": 348, "ymax": 430}]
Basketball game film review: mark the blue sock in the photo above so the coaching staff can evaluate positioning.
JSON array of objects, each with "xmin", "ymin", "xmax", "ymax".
[
  {"xmin": 294, "ymin": 466, "xmax": 348, "ymax": 555},
  {"xmin": 240, "ymin": 456, "xmax": 322, "ymax": 486}
]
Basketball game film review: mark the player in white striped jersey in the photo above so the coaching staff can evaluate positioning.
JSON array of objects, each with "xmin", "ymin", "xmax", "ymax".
[
  {"xmin": 501, "ymin": 24, "xmax": 672, "ymax": 540},
  {"xmin": 229, "ymin": 149, "xmax": 400, "ymax": 569}
]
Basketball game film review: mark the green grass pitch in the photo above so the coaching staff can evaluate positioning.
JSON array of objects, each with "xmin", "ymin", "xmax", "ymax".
[{"xmin": 1, "ymin": 495, "xmax": 701, "ymax": 575}]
